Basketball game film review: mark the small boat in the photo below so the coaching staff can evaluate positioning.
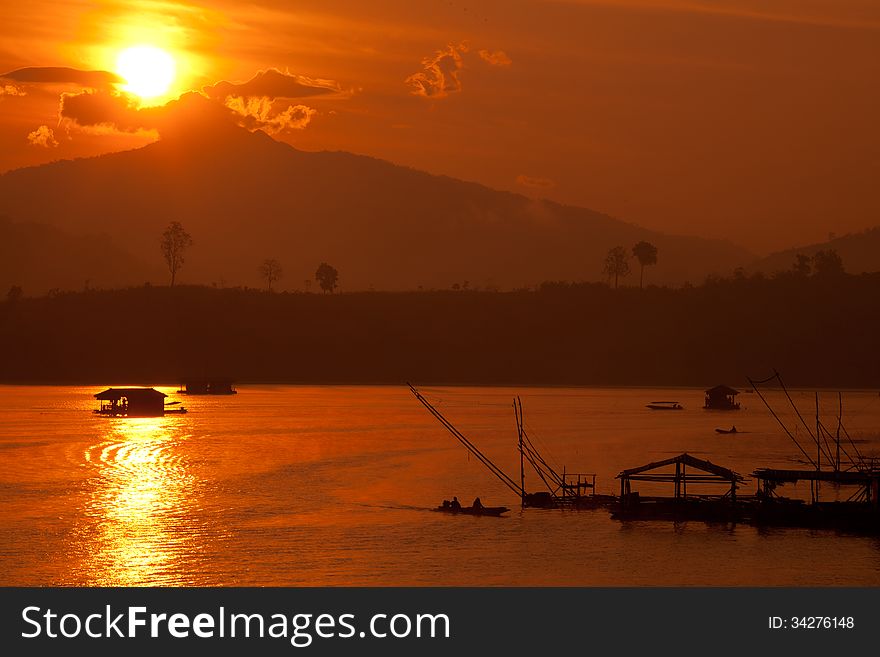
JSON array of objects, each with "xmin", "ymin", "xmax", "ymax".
[
  {"xmin": 646, "ymin": 401, "xmax": 683, "ymax": 410},
  {"xmin": 434, "ymin": 504, "xmax": 509, "ymax": 517},
  {"xmin": 715, "ymin": 426, "xmax": 738, "ymax": 434},
  {"xmin": 163, "ymin": 407, "xmax": 189, "ymax": 415}
]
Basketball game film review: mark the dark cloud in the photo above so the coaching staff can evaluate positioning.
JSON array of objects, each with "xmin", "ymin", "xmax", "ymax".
[
  {"xmin": 60, "ymin": 87, "xmax": 316, "ymax": 139},
  {"xmin": 50, "ymin": 67, "xmax": 334, "ymax": 139},
  {"xmin": 2, "ymin": 67, "xmax": 122, "ymax": 88},
  {"xmin": 204, "ymin": 69, "xmax": 340, "ymax": 100},
  {"xmin": 60, "ymin": 89, "xmax": 145, "ymax": 131},
  {"xmin": 406, "ymin": 43, "xmax": 468, "ymax": 98}
]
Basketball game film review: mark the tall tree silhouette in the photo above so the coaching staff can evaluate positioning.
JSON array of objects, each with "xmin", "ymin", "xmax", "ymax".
[
  {"xmin": 603, "ymin": 246, "xmax": 630, "ymax": 289},
  {"xmin": 160, "ymin": 221, "xmax": 193, "ymax": 287},
  {"xmin": 258, "ymin": 258, "xmax": 283, "ymax": 291},
  {"xmin": 315, "ymin": 262, "xmax": 339, "ymax": 293},
  {"xmin": 632, "ymin": 241, "xmax": 658, "ymax": 288},
  {"xmin": 6, "ymin": 285, "xmax": 22, "ymax": 303}
]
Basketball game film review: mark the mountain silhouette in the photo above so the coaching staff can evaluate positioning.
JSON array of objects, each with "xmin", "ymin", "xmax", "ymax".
[{"xmin": 0, "ymin": 123, "xmax": 752, "ymax": 291}]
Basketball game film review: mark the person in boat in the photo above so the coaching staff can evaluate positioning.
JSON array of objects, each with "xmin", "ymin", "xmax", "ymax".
[
  {"xmin": 451, "ymin": 496, "xmax": 462, "ymax": 511},
  {"xmin": 472, "ymin": 497, "xmax": 483, "ymax": 510},
  {"xmin": 730, "ymin": 425, "xmax": 737, "ymax": 433},
  {"xmin": 442, "ymin": 500, "xmax": 451, "ymax": 509}
]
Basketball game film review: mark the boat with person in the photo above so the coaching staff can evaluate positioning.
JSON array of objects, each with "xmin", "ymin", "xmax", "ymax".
[
  {"xmin": 434, "ymin": 501, "xmax": 510, "ymax": 517},
  {"xmin": 409, "ymin": 384, "xmax": 615, "ymax": 511},
  {"xmin": 646, "ymin": 401, "xmax": 683, "ymax": 410}
]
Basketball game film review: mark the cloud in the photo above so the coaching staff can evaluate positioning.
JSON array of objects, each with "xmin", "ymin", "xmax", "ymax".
[
  {"xmin": 204, "ymin": 69, "xmax": 341, "ymax": 100},
  {"xmin": 60, "ymin": 89, "xmax": 145, "ymax": 132},
  {"xmin": 479, "ymin": 49, "xmax": 512, "ymax": 66},
  {"xmin": 2, "ymin": 66, "xmax": 122, "ymax": 88},
  {"xmin": 59, "ymin": 85, "xmax": 317, "ymax": 140},
  {"xmin": 27, "ymin": 125, "xmax": 58, "ymax": 147},
  {"xmin": 516, "ymin": 174, "xmax": 556, "ymax": 190},
  {"xmin": 1, "ymin": 83, "xmax": 26, "ymax": 96},
  {"xmin": 225, "ymin": 96, "xmax": 317, "ymax": 134},
  {"xmin": 47, "ymin": 66, "xmax": 335, "ymax": 141},
  {"xmin": 406, "ymin": 43, "xmax": 469, "ymax": 98}
]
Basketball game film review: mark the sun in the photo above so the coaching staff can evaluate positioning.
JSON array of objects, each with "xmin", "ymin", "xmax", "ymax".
[{"xmin": 115, "ymin": 45, "xmax": 176, "ymax": 100}]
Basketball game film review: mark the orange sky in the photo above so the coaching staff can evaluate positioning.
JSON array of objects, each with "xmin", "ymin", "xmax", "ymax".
[{"xmin": 1, "ymin": 0, "xmax": 878, "ymax": 253}]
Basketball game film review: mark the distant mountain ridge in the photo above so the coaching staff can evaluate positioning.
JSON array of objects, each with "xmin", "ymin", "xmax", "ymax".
[
  {"xmin": 0, "ymin": 215, "xmax": 159, "ymax": 294},
  {"xmin": 752, "ymin": 228, "xmax": 880, "ymax": 276},
  {"xmin": 0, "ymin": 124, "xmax": 752, "ymax": 292}
]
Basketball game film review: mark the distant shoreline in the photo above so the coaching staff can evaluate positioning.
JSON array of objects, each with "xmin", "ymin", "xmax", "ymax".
[{"xmin": 1, "ymin": 381, "xmax": 878, "ymax": 393}]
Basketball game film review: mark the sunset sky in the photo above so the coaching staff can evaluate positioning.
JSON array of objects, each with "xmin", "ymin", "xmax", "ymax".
[{"xmin": 1, "ymin": 0, "xmax": 878, "ymax": 252}]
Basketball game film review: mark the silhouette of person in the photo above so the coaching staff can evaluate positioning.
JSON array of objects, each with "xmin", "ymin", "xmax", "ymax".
[
  {"xmin": 731, "ymin": 426, "xmax": 737, "ymax": 433},
  {"xmin": 451, "ymin": 496, "xmax": 461, "ymax": 511},
  {"xmin": 472, "ymin": 497, "xmax": 483, "ymax": 510}
]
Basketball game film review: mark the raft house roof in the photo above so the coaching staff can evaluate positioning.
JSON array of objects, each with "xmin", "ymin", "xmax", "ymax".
[
  {"xmin": 705, "ymin": 385, "xmax": 739, "ymax": 396},
  {"xmin": 618, "ymin": 453, "xmax": 745, "ymax": 483},
  {"xmin": 94, "ymin": 387, "xmax": 167, "ymax": 401}
]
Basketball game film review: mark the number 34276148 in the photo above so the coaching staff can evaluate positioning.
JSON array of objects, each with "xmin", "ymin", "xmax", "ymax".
[{"xmin": 769, "ymin": 616, "xmax": 854, "ymax": 629}]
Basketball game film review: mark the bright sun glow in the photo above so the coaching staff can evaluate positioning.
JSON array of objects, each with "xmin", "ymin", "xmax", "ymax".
[{"xmin": 116, "ymin": 45, "xmax": 176, "ymax": 100}]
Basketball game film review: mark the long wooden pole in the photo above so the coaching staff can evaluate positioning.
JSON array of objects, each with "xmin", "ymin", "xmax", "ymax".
[
  {"xmin": 409, "ymin": 384, "xmax": 522, "ymax": 496},
  {"xmin": 516, "ymin": 397, "xmax": 526, "ymax": 508},
  {"xmin": 836, "ymin": 392, "xmax": 842, "ymax": 473},
  {"xmin": 815, "ymin": 391, "xmax": 820, "ymax": 503}
]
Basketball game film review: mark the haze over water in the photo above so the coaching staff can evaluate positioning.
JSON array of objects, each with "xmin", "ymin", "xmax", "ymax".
[{"xmin": 2, "ymin": 385, "xmax": 879, "ymax": 586}]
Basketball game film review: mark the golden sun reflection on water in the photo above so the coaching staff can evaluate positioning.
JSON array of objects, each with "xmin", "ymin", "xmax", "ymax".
[{"xmin": 75, "ymin": 417, "xmax": 201, "ymax": 586}]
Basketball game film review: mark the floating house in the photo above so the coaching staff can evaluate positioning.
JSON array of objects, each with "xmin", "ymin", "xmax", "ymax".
[
  {"xmin": 94, "ymin": 387, "xmax": 167, "ymax": 417},
  {"xmin": 94, "ymin": 387, "xmax": 186, "ymax": 417},
  {"xmin": 704, "ymin": 384, "xmax": 741, "ymax": 410}
]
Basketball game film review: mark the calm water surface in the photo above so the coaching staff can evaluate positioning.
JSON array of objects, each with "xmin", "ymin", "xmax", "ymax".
[{"xmin": 1, "ymin": 385, "xmax": 879, "ymax": 586}]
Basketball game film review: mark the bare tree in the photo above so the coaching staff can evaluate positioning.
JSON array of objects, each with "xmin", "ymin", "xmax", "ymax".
[
  {"xmin": 603, "ymin": 246, "xmax": 630, "ymax": 289},
  {"xmin": 315, "ymin": 262, "xmax": 339, "ymax": 293},
  {"xmin": 632, "ymin": 241, "xmax": 658, "ymax": 288},
  {"xmin": 160, "ymin": 221, "xmax": 193, "ymax": 287},
  {"xmin": 258, "ymin": 258, "xmax": 283, "ymax": 291},
  {"xmin": 792, "ymin": 253, "xmax": 812, "ymax": 277},
  {"xmin": 6, "ymin": 285, "xmax": 22, "ymax": 303}
]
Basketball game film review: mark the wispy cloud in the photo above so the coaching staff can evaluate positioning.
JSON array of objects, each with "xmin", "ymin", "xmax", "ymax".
[
  {"xmin": 1, "ymin": 84, "xmax": 26, "ymax": 97},
  {"xmin": 27, "ymin": 125, "xmax": 58, "ymax": 147},
  {"xmin": 406, "ymin": 42, "xmax": 468, "ymax": 98},
  {"xmin": 479, "ymin": 49, "xmax": 512, "ymax": 66},
  {"xmin": 225, "ymin": 96, "xmax": 317, "ymax": 134},
  {"xmin": 516, "ymin": 174, "xmax": 556, "ymax": 190},
  {"xmin": 204, "ymin": 68, "xmax": 341, "ymax": 100}
]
